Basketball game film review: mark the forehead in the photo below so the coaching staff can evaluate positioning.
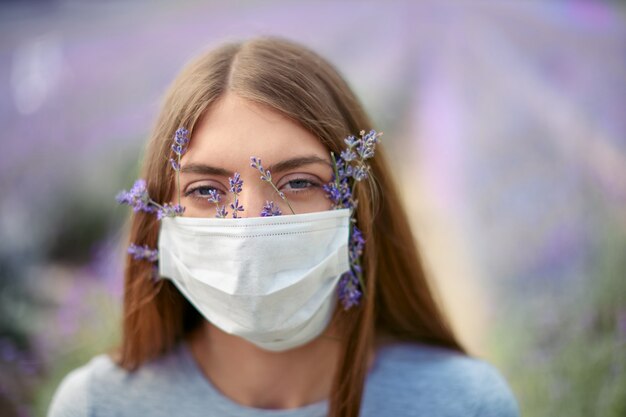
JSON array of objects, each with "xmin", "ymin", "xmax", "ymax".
[{"xmin": 182, "ymin": 93, "xmax": 329, "ymax": 168}]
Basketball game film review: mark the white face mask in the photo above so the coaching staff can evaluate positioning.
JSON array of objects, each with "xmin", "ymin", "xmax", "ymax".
[{"xmin": 157, "ymin": 208, "xmax": 351, "ymax": 351}]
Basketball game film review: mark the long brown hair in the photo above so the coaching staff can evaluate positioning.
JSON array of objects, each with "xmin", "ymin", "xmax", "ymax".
[{"xmin": 118, "ymin": 36, "xmax": 465, "ymax": 417}]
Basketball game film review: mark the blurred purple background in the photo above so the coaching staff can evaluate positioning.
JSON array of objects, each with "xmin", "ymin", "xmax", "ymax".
[{"xmin": 1, "ymin": 1, "xmax": 625, "ymax": 416}]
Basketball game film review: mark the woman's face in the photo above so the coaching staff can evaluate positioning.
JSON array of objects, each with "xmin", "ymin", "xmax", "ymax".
[{"xmin": 178, "ymin": 93, "xmax": 334, "ymax": 218}]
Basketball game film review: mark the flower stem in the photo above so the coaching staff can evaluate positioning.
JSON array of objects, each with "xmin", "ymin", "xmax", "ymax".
[
  {"xmin": 177, "ymin": 154, "xmax": 181, "ymax": 206},
  {"xmin": 330, "ymin": 152, "xmax": 341, "ymax": 189},
  {"xmin": 267, "ymin": 182, "xmax": 295, "ymax": 215},
  {"xmin": 148, "ymin": 199, "xmax": 166, "ymax": 210}
]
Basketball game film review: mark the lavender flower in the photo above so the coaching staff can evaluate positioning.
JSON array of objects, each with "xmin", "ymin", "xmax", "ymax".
[
  {"xmin": 156, "ymin": 203, "xmax": 185, "ymax": 220},
  {"xmin": 250, "ymin": 156, "xmax": 295, "ymax": 214},
  {"xmin": 349, "ymin": 225, "xmax": 365, "ymax": 260},
  {"xmin": 115, "ymin": 179, "xmax": 155, "ymax": 213},
  {"xmin": 323, "ymin": 156, "xmax": 354, "ymax": 210},
  {"xmin": 230, "ymin": 197, "xmax": 244, "ymax": 218},
  {"xmin": 171, "ymin": 127, "xmax": 190, "ymax": 205},
  {"xmin": 352, "ymin": 165, "xmax": 369, "ymax": 182},
  {"xmin": 228, "ymin": 172, "xmax": 244, "ymax": 218},
  {"xmin": 169, "ymin": 158, "xmax": 180, "ymax": 171},
  {"xmin": 229, "ymin": 172, "xmax": 243, "ymax": 194},
  {"xmin": 338, "ymin": 271, "xmax": 362, "ymax": 310},
  {"xmin": 206, "ymin": 189, "xmax": 228, "ymax": 218},
  {"xmin": 340, "ymin": 148, "xmax": 357, "ymax": 162},
  {"xmin": 250, "ymin": 157, "xmax": 272, "ymax": 182},
  {"xmin": 215, "ymin": 205, "xmax": 228, "ymax": 218},
  {"xmin": 127, "ymin": 243, "xmax": 158, "ymax": 263},
  {"xmin": 344, "ymin": 135, "xmax": 358, "ymax": 147},
  {"xmin": 172, "ymin": 127, "xmax": 190, "ymax": 158},
  {"xmin": 260, "ymin": 201, "xmax": 282, "ymax": 217},
  {"xmin": 207, "ymin": 189, "xmax": 220, "ymax": 204},
  {"xmin": 116, "ymin": 178, "xmax": 185, "ymax": 220},
  {"xmin": 324, "ymin": 129, "xmax": 383, "ymax": 310}
]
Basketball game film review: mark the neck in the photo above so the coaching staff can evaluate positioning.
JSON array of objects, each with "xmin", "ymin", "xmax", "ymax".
[{"xmin": 187, "ymin": 321, "xmax": 343, "ymax": 410}]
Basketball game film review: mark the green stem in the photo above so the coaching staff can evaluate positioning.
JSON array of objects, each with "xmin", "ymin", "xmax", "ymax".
[
  {"xmin": 268, "ymin": 181, "xmax": 295, "ymax": 215},
  {"xmin": 148, "ymin": 199, "xmax": 167, "ymax": 210},
  {"xmin": 330, "ymin": 152, "xmax": 341, "ymax": 189},
  {"xmin": 177, "ymin": 154, "xmax": 181, "ymax": 206}
]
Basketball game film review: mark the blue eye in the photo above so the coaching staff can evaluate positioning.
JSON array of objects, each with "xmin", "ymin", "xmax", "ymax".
[
  {"xmin": 288, "ymin": 179, "xmax": 313, "ymax": 189},
  {"xmin": 280, "ymin": 177, "xmax": 321, "ymax": 194},
  {"xmin": 185, "ymin": 185, "xmax": 223, "ymax": 199}
]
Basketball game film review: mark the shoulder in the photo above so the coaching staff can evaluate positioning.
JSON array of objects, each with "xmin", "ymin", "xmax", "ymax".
[
  {"xmin": 47, "ymin": 354, "xmax": 113, "ymax": 417},
  {"xmin": 47, "ymin": 346, "xmax": 191, "ymax": 417},
  {"xmin": 362, "ymin": 342, "xmax": 520, "ymax": 417}
]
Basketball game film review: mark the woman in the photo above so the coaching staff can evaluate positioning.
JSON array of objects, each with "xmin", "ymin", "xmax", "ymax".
[{"xmin": 48, "ymin": 37, "xmax": 519, "ymax": 417}]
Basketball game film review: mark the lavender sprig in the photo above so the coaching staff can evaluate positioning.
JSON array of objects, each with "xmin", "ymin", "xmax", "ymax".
[
  {"xmin": 127, "ymin": 243, "xmax": 159, "ymax": 263},
  {"xmin": 229, "ymin": 172, "xmax": 244, "ymax": 218},
  {"xmin": 117, "ymin": 179, "xmax": 185, "ymax": 220},
  {"xmin": 207, "ymin": 189, "xmax": 228, "ymax": 218},
  {"xmin": 156, "ymin": 203, "xmax": 186, "ymax": 220},
  {"xmin": 260, "ymin": 201, "xmax": 282, "ymax": 217},
  {"xmin": 116, "ymin": 179, "xmax": 155, "ymax": 213},
  {"xmin": 250, "ymin": 156, "xmax": 295, "ymax": 214},
  {"xmin": 338, "ymin": 271, "xmax": 362, "ymax": 310},
  {"xmin": 169, "ymin": 127, "xmax": 190, "ymax": 206},
  {"xmin": 324, "ymin": 129, "xmax": 383, "ymax": 310}
]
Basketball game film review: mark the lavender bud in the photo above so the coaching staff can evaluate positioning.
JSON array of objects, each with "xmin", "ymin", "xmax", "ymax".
[
  {"xmin": 157, "ymin": 203, "xmax": 185, "ymax": 220},
  {"xmin": 207, "ymin": 189, "xmax": 220, "ymax": 204},
  {"xmin": 229, "ymin": 172, "xmax": 243, "ymax": 194},
  {"xmin": 260, "ymin": 201, "xmax": 282, "ymax": 217},
  {"xmin": 230, "ymin": 197, "xmax": 244, "ymax": 218},
  {"xmin": 127, "ymin": 243, "xmax": 158, "ymax": 263},
  {"xmin": 215, "ymin": 205, "xmax": 228, "ymax": 218}
]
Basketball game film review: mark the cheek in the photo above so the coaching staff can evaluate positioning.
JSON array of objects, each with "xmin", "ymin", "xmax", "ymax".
[
  {"xmin": 292, "ymin": 189, "xmax": 333, "ymax": 214},
  {"xmin": 181, "ymin": 205, "xmax": 208, "ymax": 218}
]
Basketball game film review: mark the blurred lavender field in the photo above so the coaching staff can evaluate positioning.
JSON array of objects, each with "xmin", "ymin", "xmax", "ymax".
[{"xmin": 0, "ymin": 1, "xmax": 624, "ymax": 416}]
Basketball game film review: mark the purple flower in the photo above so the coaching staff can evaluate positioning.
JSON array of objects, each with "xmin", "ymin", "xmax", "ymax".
[
  {"xmin": 127, "ymin": 243, "xmax": 158, "ymax": 263},
  {"xmin": 172, "ymin": 128, "xmax": 189, "ymax": 155},
  {"xmin": 250, "ymin": 156, "xmax": 272, "ymax": 182},
  {"xmin": 338, "ymin": 271, "xmax": 362, "ymax": 310},
  {"xmin": 229, "ymin": 172, "xmax": 243, "ymax": 194},
  {"xmin": 230, "ymin": 197, "xmax": 244, "ymax": 218},
  {"xmin": 352, "ymin": 165, "xmax": 369, "ymax": 182},
  {"xmin": 363, "ymin": 129, "xmax": 381, "ymax": 146},
  {"xmin": 157, "ymin": 203, "xmax": 185, "ymax": 220},
  {"xmin": 207, "ymin": 189, "xmax": 220, "ymax": 204},
  {"xmin": 205, "ymin": 190, "xmax": 227, "ymax": 218},
  {"xmin": 340, "ymin": 149, "xmax": 357, "ymax": 162},
  {"xmin": 344, "ymin": 135, "xmax": 358, "ymax": 147},
  {"xmin": 215, "ymin": 205, "xmax": 228, "ymax": 218},
  {"xmin": 115, "ymin": 179, "xmax": 155, "ymax": 213},
  {"xmin": 355, "ymin": 129, "xmax": 381, "ymax": 160},
  {"xmin": 350, "ymin": 226, "xmax": 365, "ymax": 261},
  {"xmin": 322, "ymin": 182, "xmax": 342, "ymax": 206},
  {"xmin": 260, "ymin": 201, "xmax": 282, "ymax": 217},
  {"xmin": 169, "ymin": 158, "xmax": 180, "ymax": 171},
  {"xmin": 174, "ymin": 127, "xmax": 189, "ymax": 144},
  {"xmin": 323, "ymin": 175, "xmax": 353, "ymax": 209},
  {"xmin": 250, "ymin": 156, "xmax": 262, "ymax": 170},
  {"xmin": 250, "ymin": 156, "xmax": 295, "ymax": 214},
  {"xmin": 171, "ymin": 143, "xmax": 184, "ymax": 155},
  {"xmin": 326, "ymin": 129, "xmax": 382, "ymax": 309}
]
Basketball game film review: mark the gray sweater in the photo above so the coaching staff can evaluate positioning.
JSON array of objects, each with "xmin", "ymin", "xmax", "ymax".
[{"xmin": 48, "ymin": 341, "xmax": 519, "ymax": 417}]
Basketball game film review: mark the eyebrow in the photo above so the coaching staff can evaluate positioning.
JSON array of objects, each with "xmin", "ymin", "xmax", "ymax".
[
  {"xmin": 180, "ymin": 163, "xmax": 232, "ymax": 176},
  {"xmin": 267, "ymin": 155, "xmax": 331, "ymax": 173},
  {"xmin": 180, "ymin": 155, "xmax": 331, "ymax": 176}
]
